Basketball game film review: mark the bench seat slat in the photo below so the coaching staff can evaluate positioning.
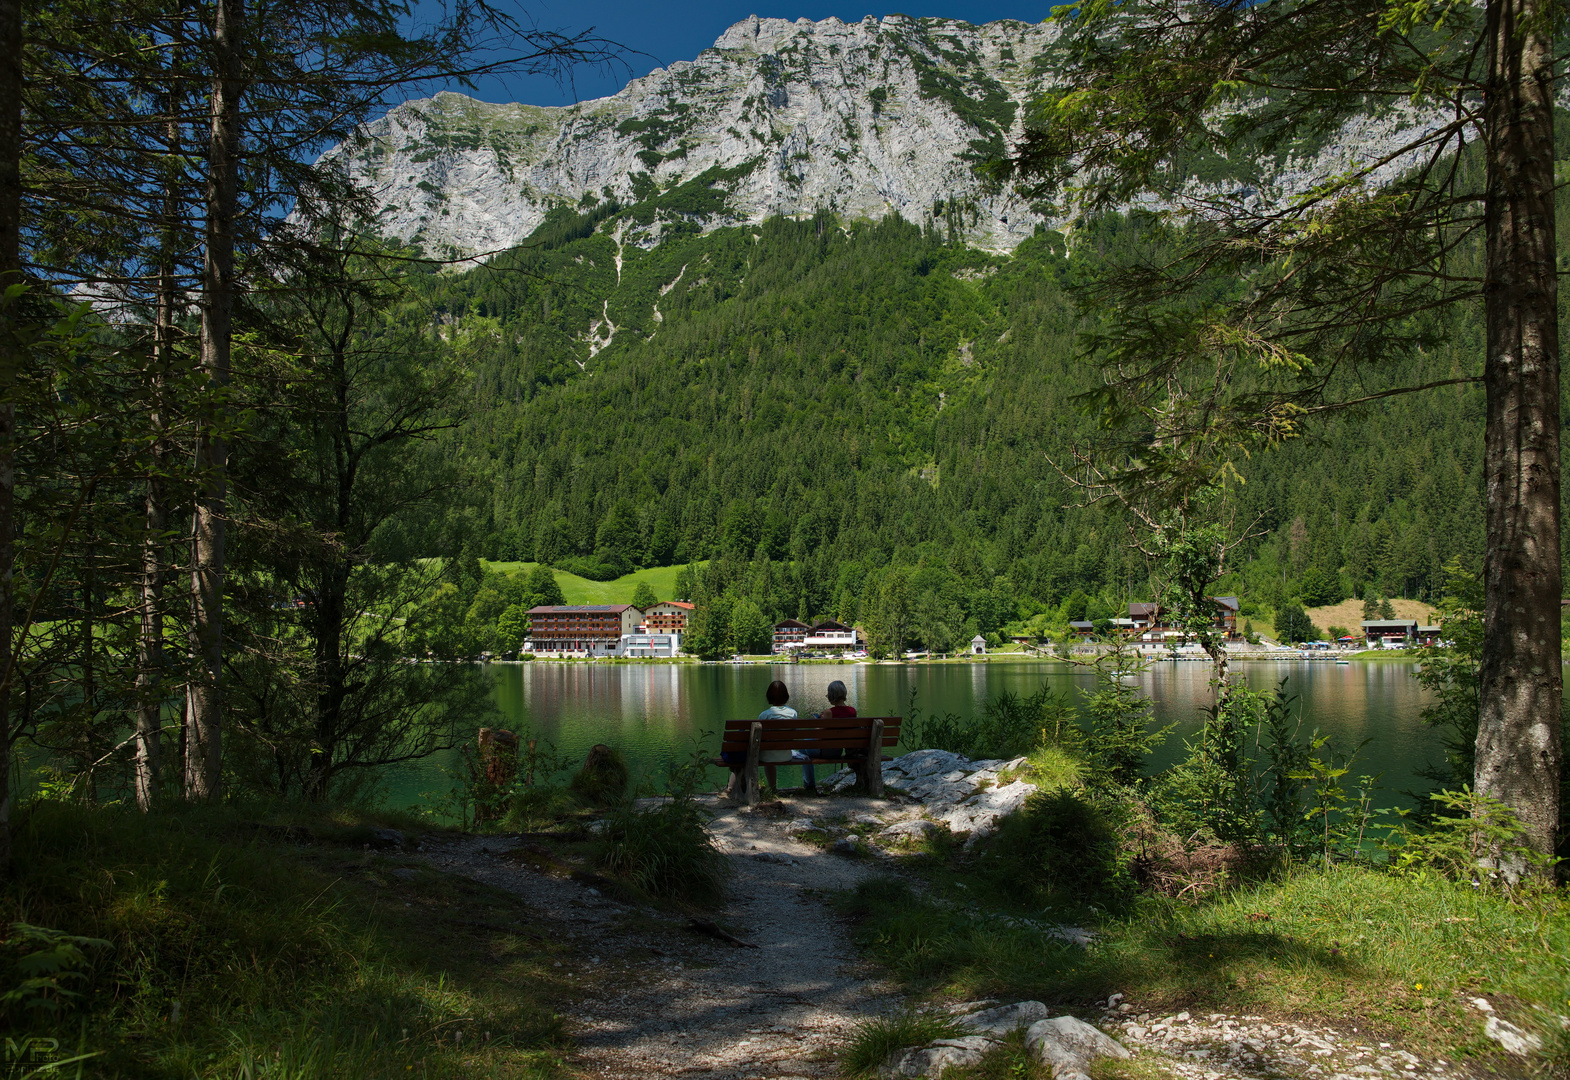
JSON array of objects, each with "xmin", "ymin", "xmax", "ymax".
[
  {"xmin": 720, "ymin": 738, "xmax": 901, "ymax": 752},
  {"xmin": 721, "ymin": 717, "xmax": 902, "ymax": 731}
]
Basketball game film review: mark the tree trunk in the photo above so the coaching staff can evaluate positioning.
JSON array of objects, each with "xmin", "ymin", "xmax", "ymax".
[
  {"xmin": 135, "ymin": 277, "xmax": 172, "ymax": 811},
  {"xmin": 0, "ymin": 0, "xmax": 21, "ymax": 871},
  {"xmin": 1475, "ymin": 0, "xmax": 1563, "ymax": 875},
  {"xmin": 137, "ymin": 69, "xmax": 183, "ymax": 810},
  {"xmin": 187, "ymin": 0, "xmax": 242, "ymax": 801}
]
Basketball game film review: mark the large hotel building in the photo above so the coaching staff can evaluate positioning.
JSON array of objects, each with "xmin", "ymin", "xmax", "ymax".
[{"xmin": 525, "ymin": 604, "xmax": 645, "ymax": 656}]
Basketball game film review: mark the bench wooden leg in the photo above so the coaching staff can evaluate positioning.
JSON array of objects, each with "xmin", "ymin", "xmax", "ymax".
[
  {"xmin": 866, "ymin": 718, "xmax": 884, "ymax": 798},
  {"xmin": 744, "ymin": 722, "xmax": 762, "ymax": 807}
]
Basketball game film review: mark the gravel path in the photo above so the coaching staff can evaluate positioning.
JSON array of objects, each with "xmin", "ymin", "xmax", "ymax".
[
  {"xmin": 416, "ymin": 796, "xmax": 1478, "ymax": 1080},
  {"xmin": 419, "ymin": 795, "xmax": 900, "ymax": 1079}
]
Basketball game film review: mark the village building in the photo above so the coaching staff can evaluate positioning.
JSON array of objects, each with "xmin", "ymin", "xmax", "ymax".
[
  {"xmin": 803, "ymin": 621, "xmax": 860, "ymax": 651},
  {"xmin": 526, "ymin": 604, "xmax": 644, "ymax": 656},
  {"xmin": 772, "ymin": 619, "xmax": 811, "ymax": 651},
  {"xmin": 1069, "ymin": 620, "xmax": 1096, "ymax": 639},
  {"xmin": 1121, "ymin": 597, "xmax": 1242, "ymax": 642},
  {"xmin": 643, "ymin": 600, "xmax": 694, "ymax": 634},
  {"xmin": 1416, "ymin": 625, "xmax": 1444, "ymax": 646},
  {"xmin": 617, "ymin": 632, "xmax": 681, "ymax": 658},
  {"xmin": 1361, "ymin": 619, "xmax": 1418, "ymax": 648},
  {"xmin": 970, "ymin": 634, "xmax": 987, "ymax": 655}
]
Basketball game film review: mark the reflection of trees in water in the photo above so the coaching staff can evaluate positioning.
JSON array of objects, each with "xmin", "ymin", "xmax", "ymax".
[{"xmin": 384, "ymin": 660, "xmax": 1437, "ymax": 809}]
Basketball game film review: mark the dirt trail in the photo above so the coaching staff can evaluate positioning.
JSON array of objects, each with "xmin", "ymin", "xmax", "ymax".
[{"xmin": 419, "ymin": 795, "xmax": 899, "ymax": 1079}]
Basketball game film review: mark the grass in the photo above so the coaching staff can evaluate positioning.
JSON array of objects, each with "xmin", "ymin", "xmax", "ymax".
[
  {"xmin": 841, "ymin": 1009, "xmax": 966, "ymax": 1076},
  {"xmin": 3, "ymin": 801, "xmax": 576, "ymax": 1078},
  {"xmin": 1304, "ymin": 597, "xmax": 1436, "ymax": 632},
  {"xmin": 836, "ymin": 863, "xmax": 1570, "ymax": 1065},
  {"xmin": 594, "ymin": 796, "xmax": 730, "ymax": 907},
  {"xmin": 479, "ymin": 561, "xmax": 694, "ymax": 605}
]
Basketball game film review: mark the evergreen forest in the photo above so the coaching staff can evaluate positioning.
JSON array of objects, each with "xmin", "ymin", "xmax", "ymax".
[{"xmin": 407, "ymin": 195, "xmax": 1522, "ymax": 642}]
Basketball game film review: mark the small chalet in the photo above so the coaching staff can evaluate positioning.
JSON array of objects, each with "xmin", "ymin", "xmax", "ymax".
[
  {"xmin": 643, "ymin": 600, "xmax": 694, "ymax": 634},
  {"xmin": 1122, "ymin": 598, "xmax": 1243, "ymax": 642},
  {"xmin": 1127, "ymin": 602, "xmax": 1160, "ymax": 631},
  {"xmin": 970, "ymin": 634, "xmax": 987, "ymax": 655},
  {"xmin": 804, "ymin": 621, "xmax": 859, "ymax": 651},
  {"xmin": 1362, "ymin": 619, "xmax": 1418, "ymax": 648},
  {"xmin": 772, "ymin": 619, "xmax": 810, "ymax": 651},
  {"xmin": 1069, "ymin": 620, "xmax": 1095, "ymax": 638}
]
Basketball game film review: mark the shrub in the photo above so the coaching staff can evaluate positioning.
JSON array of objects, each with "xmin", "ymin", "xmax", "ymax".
[
  {"xmin": 570, "ymin": 744, "xmax": 629, "ymax": 805},
  {"xmin": 907, "ymin": 683, "xmax": 1075, "ymax": 760},
  {"xmin": 1390, "ymin": 787, "xmax": 1560, "ymax": 886},
  {"xmin": 504, "ymin": 784, "xmax": 581, "ymax": 831},
  {"xmin": 980, "ymin": 789, "xmax": 1135, "ymax": 908},
  {"xmin": 594, "ymin": 796, "xmax": 729, "ymax": 906}
]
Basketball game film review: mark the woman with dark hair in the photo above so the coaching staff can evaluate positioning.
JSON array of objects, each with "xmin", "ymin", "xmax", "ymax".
[
  {"xmin": 714, "ymin": 679, "xmax": 803, "ymax": 796},
  {"xmin": 755, "ymin": 680, "xmax": 800, "ymax": 793}
]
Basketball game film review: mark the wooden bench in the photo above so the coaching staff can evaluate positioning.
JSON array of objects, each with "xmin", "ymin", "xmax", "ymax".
[{"xmin": 719, "ymin": 715, "xmax": 903, "ymax": 806}]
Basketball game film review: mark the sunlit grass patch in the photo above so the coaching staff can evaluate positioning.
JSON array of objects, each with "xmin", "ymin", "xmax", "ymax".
[{"xmin": 838, "ymin": 863, "xmax": 1570, "ymax": 1062}]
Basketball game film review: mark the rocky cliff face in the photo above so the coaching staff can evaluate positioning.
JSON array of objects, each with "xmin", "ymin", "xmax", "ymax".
[
  {"xmin": 334, "ymin": 13, "xmax": 1451, "ymax": 258},
  {"xmin": 336, "ymin": 15, "xmax": 1057, "ymax": 256}
]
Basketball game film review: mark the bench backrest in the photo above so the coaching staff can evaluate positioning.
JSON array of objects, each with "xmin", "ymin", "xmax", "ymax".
[{"xmin": 719, "ymin": 715, "xmax": 902, "ymax": 755}]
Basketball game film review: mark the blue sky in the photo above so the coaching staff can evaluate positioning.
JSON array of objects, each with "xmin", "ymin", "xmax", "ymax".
[{"xmin": 443, "ymin": 2, "xmax": 1050, "ymax": 107}]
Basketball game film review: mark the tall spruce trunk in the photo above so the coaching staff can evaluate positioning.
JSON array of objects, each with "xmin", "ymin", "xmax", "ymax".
[
  {"xmin": 135, "ymin": 250, "xmax": 174, "ymax": 810},
  {"xmin": 136, "ymin": 12, "xmax": 188, "ymax": 811},
  {"xmin": 187, "ymin": 0, "xmax": 241, "ymax": 801},
  {"xmin": 1475, "ymin": 0, "xmax": 1563, "ymax": 874},
  {"xmin": 0, "ymin": 0, "xmax": 21, "ymax": 870}
]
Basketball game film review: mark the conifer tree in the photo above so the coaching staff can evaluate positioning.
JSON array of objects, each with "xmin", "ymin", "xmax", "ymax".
[{"xmin": 1011, "ymin": 0, "xmax": 1563, "ymax": 872}]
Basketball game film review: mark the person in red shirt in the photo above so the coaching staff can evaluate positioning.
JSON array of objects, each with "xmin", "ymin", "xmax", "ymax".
[{"xmin": 803, "ymin": 679, "xmax": 855, "ymax": 794}]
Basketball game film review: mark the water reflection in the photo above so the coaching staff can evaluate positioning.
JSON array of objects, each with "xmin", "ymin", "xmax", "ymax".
[{"xmin": 381, "ymin": 659, "xmax": 1437, "ymax": 810}]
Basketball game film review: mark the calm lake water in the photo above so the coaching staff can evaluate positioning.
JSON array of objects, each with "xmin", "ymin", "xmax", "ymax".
[{"xmin": 379, "ymin": 659, "xmax": 1440, "ymax": 812}]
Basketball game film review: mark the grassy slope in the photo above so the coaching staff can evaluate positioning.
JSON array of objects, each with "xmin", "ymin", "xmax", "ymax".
[
  {"xmin": 1305, "ymin": 598, "xmax": 1438, "ymax": 634},
  {"xmin": 480, "ymin": 562, "xmax": 692, "ymax": 606},
  {"xmin": 6, "ymin": 803, "xmax": 575, "ymax": 1079}
]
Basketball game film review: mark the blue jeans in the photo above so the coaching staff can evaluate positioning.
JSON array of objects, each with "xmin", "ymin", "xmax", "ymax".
[{"xmin": 791, "ymin": 750, "xmax": 815, "ymax": 788}]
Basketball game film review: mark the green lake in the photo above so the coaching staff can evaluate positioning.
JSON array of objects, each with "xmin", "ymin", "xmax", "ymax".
[{"xmin": 379, "ymin": 659, "xmax": 1440, "ymax": 812}]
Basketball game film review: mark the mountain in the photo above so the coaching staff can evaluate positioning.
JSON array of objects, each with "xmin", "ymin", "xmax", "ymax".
[
  {"xmin": 341, "ymin": 15, "xmax": 1532, "ymax": 635},
  {"xmin": 335, "ymin": 14, "xmax": 1451, "ymax": 260},
  {"xmin": 337, "ymin": 15, "xmax": 1054, "ymax": 256}
]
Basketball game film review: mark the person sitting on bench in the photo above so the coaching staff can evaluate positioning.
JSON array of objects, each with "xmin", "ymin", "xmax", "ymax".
[
  {"xmin": 713, "ymin": 680, "xmax": 810, "ymax": 796},
  {"xmin": 801, "ymin": 679, "xmax": 855, "ymax": 794}
]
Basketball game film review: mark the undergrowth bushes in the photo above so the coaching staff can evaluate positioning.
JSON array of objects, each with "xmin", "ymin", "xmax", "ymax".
[{"xmin": 2, "ymin": 801, "xmax": 566, "ymax": 1078}]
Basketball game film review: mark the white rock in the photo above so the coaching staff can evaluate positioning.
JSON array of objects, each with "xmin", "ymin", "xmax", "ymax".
[
  {"xmin": 961, "ymin": 1000, "xmax": 1051, "ymax": 1036},
  {"xmin": 896, "ymin": 749, "xmax": 972, "ymax": 778},
  {"xmin": 880, "ymin": 819, "xmax": 940, "ymax": 840},
  {"xmin": 1026, "ymin": 1016, "xmax": 1131, "ymax": 1076},
  {"xmin": 936, "ymin": 779, "xmax": 1037, "ymax": 840},
  {"xmin": 1469, "ymin": 997, "xmax": 1493, "ymax": 1012},
  {"xmin": 1483, "ymin": 1016, "xmax": 1542, "ymax": 1056},
  {"xmin": 946, "ymin": 1000, "xmax": 999, "ymax": 1015},
  {"xmin": 885, "ymin": 1035, "xmax": 997, "ymax": 1078}
]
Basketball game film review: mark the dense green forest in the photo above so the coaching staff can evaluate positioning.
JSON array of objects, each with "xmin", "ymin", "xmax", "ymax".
[{"xmin": 404, "ymin": 197, "xmax": 1515, "ymax": 642}]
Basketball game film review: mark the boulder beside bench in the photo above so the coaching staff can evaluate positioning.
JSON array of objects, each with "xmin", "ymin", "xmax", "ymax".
[{"xmin": 718, "ymin": 715, "xmax": 903, "ymax": 805}]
